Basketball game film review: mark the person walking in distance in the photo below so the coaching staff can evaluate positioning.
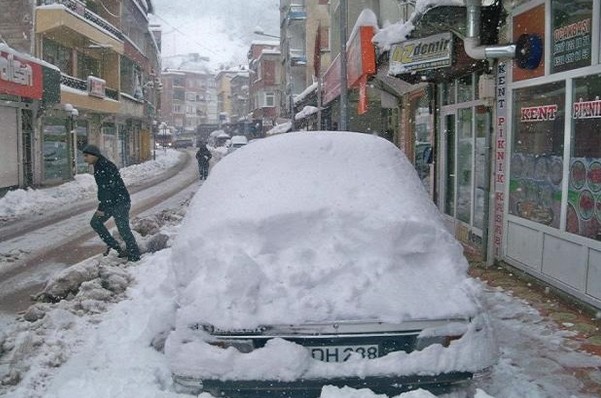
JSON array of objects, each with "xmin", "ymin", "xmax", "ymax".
[
  {"xmin": 83, "ymin": 145, "xmax": 141, "ymax": 262},
  {"xmin": 195, "ymin": 142, "xmax": 212, "ymax": 180}
]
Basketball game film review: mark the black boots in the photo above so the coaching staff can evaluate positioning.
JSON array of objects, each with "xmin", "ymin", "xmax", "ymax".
[{"xmin": 103, "ymin": 246, "xmax": 139, "ymax": 262}]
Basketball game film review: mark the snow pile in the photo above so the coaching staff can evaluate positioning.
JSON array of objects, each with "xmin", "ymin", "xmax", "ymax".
[
  {"xmin": 265, "ymin": 121, "xmax": 292, "ymax": 135},
  {"xmin": 295, "ymin": 105, "xmax": 319, "ymax": 120},
  {"xmin": 0, "ymin": 203, "xmax": 188, "ymax": 397},
  {"xmin": 0, "ymin": 174, "xmax": 96, "ymax": 220},
  {"xmin": 172, "ymin": 132, "xmax": 477, "ymax": 329},
  {"xmin": 0, "ymin": 150, "xmax": 183, "ymax": 223}
]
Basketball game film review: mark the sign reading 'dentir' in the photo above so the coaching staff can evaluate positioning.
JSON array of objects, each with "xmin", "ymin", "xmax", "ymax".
[{"xmin": 388, "ymin": 32, "xmax": 453, "ymax": 75}]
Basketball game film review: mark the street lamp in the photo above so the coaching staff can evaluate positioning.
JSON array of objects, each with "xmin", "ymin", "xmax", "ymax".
[{"xmin": 253, "ymin": 30, "xmax": 295, "ymax": 131}]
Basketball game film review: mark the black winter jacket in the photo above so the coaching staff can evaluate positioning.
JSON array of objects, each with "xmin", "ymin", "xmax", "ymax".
[
  {"xmin": 93, "ymin": 156, "xmax": 130, "ymax": 211},
  {"xmin": 196, "ymin": 146, "xmax": 212, "ymax": 164}
]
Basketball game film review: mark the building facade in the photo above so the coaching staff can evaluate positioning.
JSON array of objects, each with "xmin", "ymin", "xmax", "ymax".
[
  {"xmin": 248, "ymin": 41, "xmax": 281, "ymax": 133},
  {"xmin": 0, "ymin": 0, "xmax": 161, "ymax": 188},
  {"xmin": 159, "ymin": 58, "xmax": 217, "ymax": 140}
]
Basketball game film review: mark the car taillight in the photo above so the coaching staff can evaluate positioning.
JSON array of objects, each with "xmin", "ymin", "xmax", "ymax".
[{"xmin": 207, "ymin": 339, "xmax": 254, "ymax": 353}]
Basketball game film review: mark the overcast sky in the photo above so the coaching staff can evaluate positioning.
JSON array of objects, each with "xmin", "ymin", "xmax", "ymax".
[{"xmin": 150, "ymin": 0, "xmax": 280, "ymax": 69}]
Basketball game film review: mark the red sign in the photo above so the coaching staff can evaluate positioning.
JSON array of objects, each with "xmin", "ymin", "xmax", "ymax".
[
  {"xmin": 88, "ymin": 76, "xmax": 106, "ymax": 98},
  {"xmin": 0, "ymin": 50, "xmax": 43, "ymax": 99},
  {"xmin": 322, "ymin": 25, "xmax": 376, "ymax": 106},
  {"xmin": 520, "ymin": 104, "xmax": 558, "ymax": 122}
]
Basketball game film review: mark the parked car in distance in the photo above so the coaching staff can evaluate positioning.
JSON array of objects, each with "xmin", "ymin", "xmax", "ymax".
[
  {"xmin": 173, "ymin": 138, "xmax": 194, "ymax": 149},
  {"xmin": 228, "ymin": 135, "xmax": 248, "ymax": 153},
  {"xmin": 165, "ymin": 131, "xmax": 498, "ymax": 397}
]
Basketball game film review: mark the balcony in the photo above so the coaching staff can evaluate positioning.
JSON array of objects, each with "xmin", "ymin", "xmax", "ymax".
[
  {"xmin": 288, "ymin": 5, "xmax": 306, "ymax": 21},
  {"xmin": 36, "ymin": 0, "xmax": 124, "ymax": 54},
  {"xmin": 61, "ymin": 74, "xmax": 119, "ymax": 100}
]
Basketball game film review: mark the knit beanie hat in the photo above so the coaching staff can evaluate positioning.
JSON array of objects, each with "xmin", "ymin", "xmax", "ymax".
[{"xmin": 82, "ymin": 145, "xmax": 102, "ymax": 157}]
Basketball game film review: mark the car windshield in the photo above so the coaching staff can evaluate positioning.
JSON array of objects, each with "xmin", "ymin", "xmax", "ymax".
[{"xmin": 1, "ymin": 1, "xmax": 601, "ymax": 398}]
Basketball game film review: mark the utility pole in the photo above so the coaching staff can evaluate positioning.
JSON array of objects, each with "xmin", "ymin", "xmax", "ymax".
[{"xmin": 339, "ymin": 0, "xmax": 348, "ymax": 131}]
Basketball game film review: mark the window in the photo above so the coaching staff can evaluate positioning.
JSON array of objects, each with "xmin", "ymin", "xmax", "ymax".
[
  {"xmin": 186, "ymin": 92, "xmax": 196, "ymax": 101},
  {"xmin": 173, "ymin": 89, "xmax": 185, "ymax": 101},
  {"xmin": 77, "ymin": 52, "xmax": 101, "ymax": 81},
  {"xmin": 509, "ymin": 82, "xmax": 565, "ymax": 228},
  {"xmin": 173, "ymin": 104, "xmax": 183, "ymax": 113},
  {"xmin": 42, "ymin": 39, "xmax": 72, "ymax": 76},
  {"xmin": 567, "ymin": 75, "xmax": 601, "ymax": 239},
  {"xmin": 265, "ymin": 92, "xmax": 275, "ymax": 107}
]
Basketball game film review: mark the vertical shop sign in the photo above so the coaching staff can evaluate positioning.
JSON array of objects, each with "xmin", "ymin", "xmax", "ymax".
[
  {"xmin": 494, "ymin": 62, "xmax": 507, "ymax": 257},
  {"xmin": 551, "ymin": 0, "xmax": 592, "ymax": 73}
]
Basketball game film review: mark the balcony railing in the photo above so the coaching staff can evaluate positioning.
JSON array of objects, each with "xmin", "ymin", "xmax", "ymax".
[
  {"xmin": 37, "ymin": 0, "xmax": 124, "ymax": 40},
  {"xmin": 60, "ymin": 73, "xmax": 120, "ymax": 100}
]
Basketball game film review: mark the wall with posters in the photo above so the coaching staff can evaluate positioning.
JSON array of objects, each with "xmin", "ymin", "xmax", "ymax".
[{"xmin": 503, "ymin": 0, "xmax": 601, "ymax": 309}]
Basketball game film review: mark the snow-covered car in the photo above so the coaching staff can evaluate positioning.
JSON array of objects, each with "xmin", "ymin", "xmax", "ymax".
[
  {"xmin": 227, "ymin": 135, "xmax": 248, "ymax": 153},
  {"xmin": 165, "ymin": 131, "xmax": 497, "ymax": 397}
]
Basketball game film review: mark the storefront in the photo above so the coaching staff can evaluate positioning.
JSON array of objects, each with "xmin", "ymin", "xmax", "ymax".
[
  {"xmin": 0, "ymin": 44, "xmax": 60, "ymax": 192},
  {"xmin": 502, "ymin": 0, "xmax": 601, "ymax": 308},
  {"xmin": 388, "ymin": 25, "xmax": 497, "ymax": 260},
  {"xmin": 437, "ymin": 75, "xmax": 493, "ymax": 259}
]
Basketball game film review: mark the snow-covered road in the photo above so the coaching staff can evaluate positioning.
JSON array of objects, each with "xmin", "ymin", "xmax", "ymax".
[{"xmin": 0, "ymin": 149, "xmax": 199, "ymax": 315}]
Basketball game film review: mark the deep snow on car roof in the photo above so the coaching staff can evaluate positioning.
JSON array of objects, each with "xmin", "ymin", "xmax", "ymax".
[{"xmin": 170, "ymin": 131, "xmax": 478, "ymax": 329}]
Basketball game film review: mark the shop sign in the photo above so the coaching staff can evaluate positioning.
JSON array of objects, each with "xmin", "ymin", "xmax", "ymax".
[
  {"xmin": 573, "ymin": 97, "xmax": 601, "ymax": 119},
  {"xmin": 520, "ymin": 104, "xmax": 558, "ymax": 122},
  {"xmin": 493, "ymin": 62, "xmax": 508, "ymax": 257},
  {"xmin": 88, "ymin": 76, "xmax": 106, "ymax": 98},
  {"xmin": 551, "ymin": 0, "xmax": 592, "ymax": 74},
  {"xmin": 0, "ymin": 50, "xmax": 43, "ymax": 99},
  {"xmin": 388, "ymin": 32, "xmax": 452, "ymax": 75}
]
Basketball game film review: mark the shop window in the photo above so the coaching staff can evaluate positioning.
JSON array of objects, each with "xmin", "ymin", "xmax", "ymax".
[
  {"xmin": 43, "ymin": 117, "xmax": 69, "ymax": 181},
  {"xmin": 509, "ymin": 82, "xmax": 565, "ymax": 228},
  {"xmin": 75, "ymin": 121, "xmax": 89, "ymax": 174},
  {"xmin": 439, "ymin": 82, "xmax": 455, "ymax": 105},
  {"xmin": 551, "ymin": 0, "xmax": 592, "ymax": 74},
  {"xmin": 412, "ymin": 94, "xmax": 432, "ymax": 195},
  {"xmin": 568, "ymin": 75, "xmax": 601, "ymax": 239},
  {"xmin": 457, "ymin": 108, "xmax": 473, "ymax": 224}
]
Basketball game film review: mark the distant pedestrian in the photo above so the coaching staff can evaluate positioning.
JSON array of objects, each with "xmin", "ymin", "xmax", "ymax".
[
  {"xmin": 83, "ymin": 145, "xmax": 141, "ymax": 262},
  {"xmin": 195, "ymin": 143, "xmax": 212, "ymax": 180}
]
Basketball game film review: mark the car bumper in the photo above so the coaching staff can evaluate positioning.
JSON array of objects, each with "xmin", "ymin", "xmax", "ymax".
[{"xmin": 173, "ymin": 372, "xmax": 474, "ymax": 397}]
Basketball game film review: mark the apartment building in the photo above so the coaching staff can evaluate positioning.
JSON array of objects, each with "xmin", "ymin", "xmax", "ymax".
[{"xmin": 0, "ymin": 0, "xmax": 161, "ymax": 188}]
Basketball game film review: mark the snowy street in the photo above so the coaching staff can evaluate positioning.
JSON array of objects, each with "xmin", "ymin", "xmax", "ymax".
[
  {"xmin": 0, "ymin": 149, "xmax": 198, "ymax": 314},
  {"xmin": 0, "ymin": 145, "xmax": 601, "ymax": 398}
]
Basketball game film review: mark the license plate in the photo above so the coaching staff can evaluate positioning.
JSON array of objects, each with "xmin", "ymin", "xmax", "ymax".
[{"xmin": 307, "ymin": 345, "xmax": 379, "ymax": 362}]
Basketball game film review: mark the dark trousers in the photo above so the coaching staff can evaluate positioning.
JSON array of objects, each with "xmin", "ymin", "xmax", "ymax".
[
  {"xmin": 198, "ymin": 161, "xmax": 209, "ymax": 180},
  {"xmin": 90, "ymin": 203, "xmax": 140, "ymax": 256}
]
